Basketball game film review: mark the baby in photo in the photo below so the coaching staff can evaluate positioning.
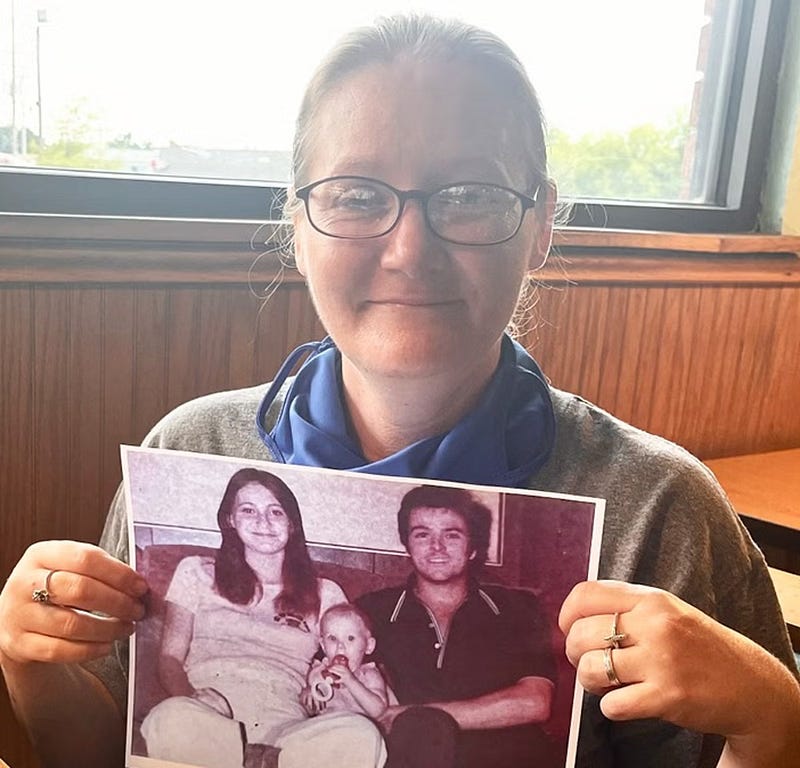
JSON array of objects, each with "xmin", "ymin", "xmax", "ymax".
[{"xmin": 302, "ymin": 603, "xmax": 389, "ymax": 719}]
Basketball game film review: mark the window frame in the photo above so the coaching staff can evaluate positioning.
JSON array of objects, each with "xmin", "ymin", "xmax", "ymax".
[{"xmin": 0, "ymin": 0, "xmax": 791, "ymax": 236}]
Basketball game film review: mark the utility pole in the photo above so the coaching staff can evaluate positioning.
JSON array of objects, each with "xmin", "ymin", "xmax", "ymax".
[
  {"xmin": 37, "ymin": 9, "xmax": 47, "ymax": 146},
  {"xmin": 10, "ymin": 0, "xmax": 17, "ymax": 154}
]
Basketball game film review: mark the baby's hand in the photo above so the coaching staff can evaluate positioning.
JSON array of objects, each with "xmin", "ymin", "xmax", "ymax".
[{"xmin": 327, "ymin": 654, "xmax": 354, "ymax": 685}]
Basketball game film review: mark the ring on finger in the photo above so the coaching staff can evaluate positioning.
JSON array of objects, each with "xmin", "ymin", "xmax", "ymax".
[
  {"xmin": 32, "ymin": 569, "xmax": 59, "ymax": 605},
  {"xmin": 603, "ymin": 611, "xmax": 627, "ymax": 649},
  {"xmin": 603, "ymin": 646, "xmax": 622, "ymax": 687}
]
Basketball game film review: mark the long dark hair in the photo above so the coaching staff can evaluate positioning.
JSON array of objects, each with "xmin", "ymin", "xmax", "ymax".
[{"xmin": 214, "ymin": 468, "xmax": 320, "ymax": 618}]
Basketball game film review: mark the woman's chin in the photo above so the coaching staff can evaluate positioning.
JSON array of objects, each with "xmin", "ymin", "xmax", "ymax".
[{"xmin": 347, "ymin": 331, "xmax": 486, "ymax": 382}]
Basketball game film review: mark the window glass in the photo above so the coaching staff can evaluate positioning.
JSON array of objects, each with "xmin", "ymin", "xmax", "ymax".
[{"xmin": 0, "ymin": 0, "xmax": 767, "ymax": 208}]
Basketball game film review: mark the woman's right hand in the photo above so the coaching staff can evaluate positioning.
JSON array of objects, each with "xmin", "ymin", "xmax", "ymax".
[{"xmin": 0, "ymin": 540, "xmax": 148, "ymax": 666}]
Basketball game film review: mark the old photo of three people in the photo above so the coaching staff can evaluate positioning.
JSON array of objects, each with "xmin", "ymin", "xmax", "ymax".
[{"xmin": 123, "ymin": 446, "xmax": 603, "ymax": 768}]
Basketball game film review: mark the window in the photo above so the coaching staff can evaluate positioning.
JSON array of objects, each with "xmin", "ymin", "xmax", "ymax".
[{"xmin": 0, "ymin": 0, "xmax": 791, "ymax": 232}]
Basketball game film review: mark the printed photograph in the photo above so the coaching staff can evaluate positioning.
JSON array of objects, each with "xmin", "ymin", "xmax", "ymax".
[{"xmin": 123, "ymin": 446, "xmax": 604, "ymax": 768}]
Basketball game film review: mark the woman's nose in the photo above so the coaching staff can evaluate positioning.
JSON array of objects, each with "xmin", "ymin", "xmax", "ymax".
[{"xmin": 380, "ymin": 201, "xmax": 444, "ymax": 276}]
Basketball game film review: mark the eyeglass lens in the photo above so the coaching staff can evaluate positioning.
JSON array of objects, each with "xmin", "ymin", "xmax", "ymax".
[{"xmin": 306, "ymin": 178, "xmax": 526, "ymax": 245}]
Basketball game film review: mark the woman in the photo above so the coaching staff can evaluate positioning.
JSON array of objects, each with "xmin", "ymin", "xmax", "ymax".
[
  {"xmin": 0, "ymin": 14, "xmax": 798, "ymax": 768},
  {"xmin": 139, "ymin": 467, "xmax": 383, "ymax": 768}
]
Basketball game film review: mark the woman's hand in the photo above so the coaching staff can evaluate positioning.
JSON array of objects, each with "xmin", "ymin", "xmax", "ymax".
[
  {"xmin": 0, "ymin": 540, "xmax": 148, "ymax": 666},
  {"xmin": 559, "ymin": 580, "xmax": 800, "ymax": 765}
]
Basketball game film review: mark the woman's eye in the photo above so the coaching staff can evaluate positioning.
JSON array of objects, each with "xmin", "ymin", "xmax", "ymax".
[
  {"xmin": 270, "ymin": 507, "xmax": 285, "ymax": 517},
  {"xmin": 336, "ymin": 189, "xmax": 384, "ymax": 210},
  {"xmin": 436, "ymin": 185, "xmax": 510, "ymax": 212}
]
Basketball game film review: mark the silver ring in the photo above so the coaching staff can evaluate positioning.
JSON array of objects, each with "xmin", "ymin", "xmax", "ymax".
[
  {"xmin": 32, "ymin": 569, "xmax": 58, "ymax": 604},
  {"xmin": 603, "ymin": 611, "xmax": 627, "ymax": 649},
  {"xmin": 603, "ymin": 646, "xmax": 622, "ymax": 687}
]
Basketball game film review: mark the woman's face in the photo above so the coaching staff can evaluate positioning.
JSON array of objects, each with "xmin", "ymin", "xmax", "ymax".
[
  {"xmin": 294, "ymin": 58, "xmax": 554, "ymax": 382},
  {"xmin": 230, "ymin": 482, "xmax": 292, "ymax": 556}
]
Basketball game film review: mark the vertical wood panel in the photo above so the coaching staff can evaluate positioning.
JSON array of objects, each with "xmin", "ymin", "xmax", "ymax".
[
  {"xmin": 68, "ymin": 288, "xmax": 105, "ymax": 544},
  {"xmin": 228, "ymin": 286, "xmax": 260, "ymax": 389},
  {"xmin": 32, "ymin": 288, "xmax": 72, "ymax": 540},
  {"xmin": 132, "ymin": 288, "xmax": 169, "ymax": 439},
  {"xmin": 0, "ymin": 285, "xmax": 38, "ymax": 768},
  {"xmin": 101, "ymin": 288, "xmax": 136, "ymax": 512},
  {"xmin": 0, "ymin": 287, "xmax": 34, "ymax": 572}
]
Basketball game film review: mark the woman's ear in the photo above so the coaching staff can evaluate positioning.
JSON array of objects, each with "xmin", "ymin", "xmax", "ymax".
[{"xmin": 528, "ymin": 178, "xmax": 557, "ymax": 271}]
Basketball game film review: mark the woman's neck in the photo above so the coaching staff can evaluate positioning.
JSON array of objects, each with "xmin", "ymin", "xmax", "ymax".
[
  {"xmin": 341, "ymin": 348, "xmax": 501, "ymax": 462},
  {"xmin": 244, "ymin": 550, "xmax": 285, "ymax": 586}
]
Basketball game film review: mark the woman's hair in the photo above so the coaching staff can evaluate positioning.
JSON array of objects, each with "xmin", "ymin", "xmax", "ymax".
[
  {"xmin": 397, "ymin": 484, "xmax": 492, "ymax": 568},
  {"xmin": 215, "ymin": 467, "xmax": 320, "ymax": 618},
  {"xmin": 284, "ymin": 13, "xmax": 549, "ymax": 217}
]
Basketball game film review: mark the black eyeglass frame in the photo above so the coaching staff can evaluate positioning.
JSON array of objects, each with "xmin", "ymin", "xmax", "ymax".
[{"xmin": 294, "ymin": 175, "xmax": 541, "ymax": 246}]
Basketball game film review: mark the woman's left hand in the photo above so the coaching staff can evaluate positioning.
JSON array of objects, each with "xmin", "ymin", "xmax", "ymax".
[{"xmin": 559, "ymin": 580, "xmax": 800, "ymax": 765}]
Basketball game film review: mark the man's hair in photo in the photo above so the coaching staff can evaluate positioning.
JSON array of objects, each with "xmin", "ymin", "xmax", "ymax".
[
  {"xmin": 215, "ymin": 467, "xmax": 320, "ymax": 618},
  {"xmin": 320, "ymin": 602, "xmax": 374, "ymax": 636},
  {"xmin": 397, "ymin": 485, "xmax": 492, "ymax": 567}
]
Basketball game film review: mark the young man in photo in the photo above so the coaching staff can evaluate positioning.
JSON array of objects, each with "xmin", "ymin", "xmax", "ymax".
[{"xmin": 357, "ymin": 485, "xmax": 558, "ymax": 768}]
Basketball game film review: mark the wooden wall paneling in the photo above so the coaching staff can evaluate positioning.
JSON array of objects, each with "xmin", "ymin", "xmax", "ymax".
[
  {"xmin": 573, "ymin": 287, "xmax": 611, "ymax": 405},
  {"xmin": 252, "ymin": 288, "xmax": 291, "ymax": 382},
  {"xmin": 523, "ymin": 282, "xmax": 800, "ymax": 459},
  {"xmin": 227, "ymin": 286, "xmax": 262, "ymax": 389},
  {"xmin": 32, "ymin": 287, "xmax": 72, "ymax": 541},
  {"xmin": 131, "ymin": 288, "xmax": 169, "ymax": 442},
  {"xmin": 768, "ymin": 288, "xmax": 800, "ymax": 446},
  {"xmin": 101, "ymin": 288, "xmax": 136, "ymax": 520},
  {"xmin": 606, "ymin": 286, "xmax": 649, "ymax": 427},
  {"xmin": 591, "ymin": 287, "xmax": 631, "ymax": 414},
  {"xmin": 68, "ymin": 287, "xmax": 105, "ymax": 545},
  {"xmin": 693, "ymin": 287, "xmax": 740, "ymax": 458},
  {"xmin": 671, "ymin": 286, "xmax": 724, "ymax": 457},
  {"xmin": 0, "ymin": 286, "xmax": 38, "ymax": 768},
  {"xmin": 648, "ymin": 288, "xmax": 697, "ymax": 446},
  {"xmin": 737, "ymin": 288, "xmax": 780, "ymax": 451},
  {"xmin": 163, "ymin": 288, "xmax": 199, "ymax": 409},
  {"xmin": 165, "ymin": 287, "xmax": 232, "ymax": 409},
  {"xmin": 0, "ymin": 287, "xmax": 34, "ymax": 578}
]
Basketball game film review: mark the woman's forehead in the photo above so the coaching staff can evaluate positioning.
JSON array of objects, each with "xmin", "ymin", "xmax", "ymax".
[
  {"xmin": 235, "ymin": 482, "xmax": 280, "ymax": 504},
  {"xmin": 305, "ymin": 59, "xmax": 527, "ymax": 186}
]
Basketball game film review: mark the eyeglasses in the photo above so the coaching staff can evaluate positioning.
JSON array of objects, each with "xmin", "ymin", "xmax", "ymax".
[{"xmin": 295, "ymin": 176, "xmax": 540, "ymax": 246}]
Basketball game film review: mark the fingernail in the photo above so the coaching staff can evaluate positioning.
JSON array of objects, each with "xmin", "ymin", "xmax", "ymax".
[{"xmin": 133, "ymin": 578, "xmax": 149, "ymax": 596}]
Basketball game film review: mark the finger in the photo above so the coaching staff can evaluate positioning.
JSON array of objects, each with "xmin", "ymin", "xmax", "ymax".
[
  {"xmin": 23, "ymin": 603, "xmax": 135, "ymax": 644},
  {"xmin": 27, "ymin": 541, "xmax": 148, "ymax": 598},
  {"xmin": 559, "ymin": 580, "xmax": 653, "ymax": 634},
  {"xmin": 576, "ymin": 646, "xmax": 644, "ymax": 696},
  {"xmin": 600, "ymin": 680, "xmax": 663, "ymax": 722},
  {"xmin": 35, "ymin": 569, "xmax": 146, "ymax": 622},
  {"xmin": 564, "ymin": 613, "xmax": 633, "ymax": 664}
]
